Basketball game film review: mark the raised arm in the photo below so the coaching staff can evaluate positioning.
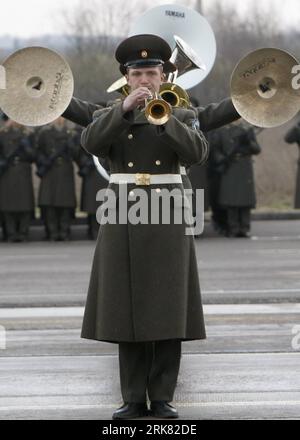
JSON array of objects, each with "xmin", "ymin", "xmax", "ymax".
[
  {"xmin": 62, "ymin": 97, "xmax": 105, "ymax": 127},
  {"xmin": 195, "ymin": 98, "xmax": 240, "ymax": 132}
]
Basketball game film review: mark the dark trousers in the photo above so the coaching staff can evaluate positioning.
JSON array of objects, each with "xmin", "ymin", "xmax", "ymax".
[
  {"xmin": 227, "ymin": 207, "xmax": 251, "ymax": 235},
  {"xmin": 44, "ymin": 207, "xmax": 72, "ymax": 240},
  {"xmin": 3, "ymin": 211, "xmax": 31, "ymax": 241},
  {"xmin": 118, "ymin": 340, "xmax": 181, "ymax": 404}
]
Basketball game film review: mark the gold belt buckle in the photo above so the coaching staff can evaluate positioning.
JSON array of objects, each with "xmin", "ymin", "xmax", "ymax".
[{"xmin": 135, "ymin": 173, "xmax": 151, "ymax": 185}]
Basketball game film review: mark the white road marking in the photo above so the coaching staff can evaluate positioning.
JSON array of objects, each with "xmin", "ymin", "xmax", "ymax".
[
  {"xmin": 251, "ymin": 236, "xmax": 300, "ymax": 241},
  {"xmin": 204, "ymin": 288, "xmax": 300, "ymax": 294},
  {"xmin": 1, "ymin": 304, "xmax": 300, "ymax": 318},
  {"xmin": 0, "ymin": 401, "xmax": 300, "ymax": 412}
]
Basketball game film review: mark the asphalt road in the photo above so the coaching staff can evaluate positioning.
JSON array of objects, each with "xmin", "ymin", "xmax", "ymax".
[{"xmin": 0, "ymin": 220, "xmax": 299, "ymax": 420}]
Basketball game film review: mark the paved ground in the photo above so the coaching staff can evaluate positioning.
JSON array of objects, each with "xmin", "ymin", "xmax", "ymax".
[{"xmin": 0, "ymin": 220, "xmax": 300, "ymax": 420}]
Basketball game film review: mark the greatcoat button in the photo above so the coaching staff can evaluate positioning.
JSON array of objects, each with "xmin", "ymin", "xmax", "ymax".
[
  {"xmin": 129, "ymin": 191, "xmax": 134, "ymax": 197},
  {"xmin": 128, "ymin": 134, "xmax": 133, "ymax": 139},
  {"xmin": 155, "ymin": 160, "xmax": 161, "ymax": 166},
  {"xmin": 128, "ymin": 162, "xmax": 134, "ymax": 168},
  {"xmin": 155, "ymin": 188, "xmax": 161, "ymax": 193}
]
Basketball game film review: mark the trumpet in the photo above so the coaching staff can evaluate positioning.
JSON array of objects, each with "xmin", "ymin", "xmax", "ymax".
[
  {"xmin": 144, "ymin": 91, "xmax": 171, "ymax": 125},
  {"xmin": 159, "ymin": 82, "xmax": 190, "ymax": 108}
]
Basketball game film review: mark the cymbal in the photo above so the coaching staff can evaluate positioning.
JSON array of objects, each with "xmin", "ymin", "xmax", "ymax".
[
  {"xmin": 0, "ymin": 47, "xmax": 74, "ymax": 126},
  {"xmin": 0, "ymin": 65, "xmax": 5, "ymax": 90},
  {"xmin": 231, "ymin": 48, "xmax": 300, "ymax": 128}
]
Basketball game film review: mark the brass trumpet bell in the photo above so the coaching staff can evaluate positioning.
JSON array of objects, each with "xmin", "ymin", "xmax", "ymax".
[
  {"xmin": 159, "ymin": 82, "xmax": 190, "ymax": 108},
  {"xmin": 144, "ymin": 93, "xmax": 172, "ymax": 125}
]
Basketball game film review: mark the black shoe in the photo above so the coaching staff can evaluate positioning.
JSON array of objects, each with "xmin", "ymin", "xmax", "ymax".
[
  {"xmin": 112, "ymin": 402, "xmax": 148, "ymax": 420},
  {"xmin": 48, "ymin": 234, "xmax": 59, "ymax": 241},
  {"xmin": 57, "ymin": 235, "xmax": 70, "ymax": 241},
  {"xmin": 149, "ymin": 401, "xmax": 179, "ymax": 418},
  {"xmin": 237, "ymin": 231, "xmax": 251, "ymax": 238},
  {"xmin": 225, "ymin": 230, "xmax": 239, "ymax": 238}
]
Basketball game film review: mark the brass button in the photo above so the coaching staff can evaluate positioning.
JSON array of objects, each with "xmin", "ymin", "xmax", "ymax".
[
  {"xmin": 155, "ymin": 188, "xmax": 161, "ymax": 193},
  {"xmin": 129, "ymin": 191, "xmax": 134, "ymax": 197},
  {"xmin": 155, "ymin": 160, "xmax": 161, "ymax": 166},
  {"xmin": 128, "ymin": 162, "xmax": 134, "ymax": 168},
  {"xmin": 128, "ymin": 134, "xmax": 133, "ymax": 139}
]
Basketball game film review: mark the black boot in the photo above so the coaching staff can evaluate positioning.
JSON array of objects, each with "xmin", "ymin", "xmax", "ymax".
[
  {"xmin": 149, "ymin": 401, "xmax": 179, "ymax": 418},
  {"xmin": 112, "ymin": 402, "xmax": 148, "ymax": 420}
]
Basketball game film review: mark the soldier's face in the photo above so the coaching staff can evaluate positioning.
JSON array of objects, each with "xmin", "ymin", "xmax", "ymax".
[{"xmin": 126, "ymin": 67, "xmax": 164, "ymax": 93}]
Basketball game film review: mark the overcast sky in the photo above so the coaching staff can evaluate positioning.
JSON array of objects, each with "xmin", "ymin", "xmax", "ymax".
[{"xmin": 0, "ymin": 0, "xmax": 299, "ymax": 38}]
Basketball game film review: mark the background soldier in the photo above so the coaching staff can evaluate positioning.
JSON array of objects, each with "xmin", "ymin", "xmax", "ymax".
[
  {"xmin": 217, "ymin": 120, "xmax": 261, "ymax": 237},
  {"xmin": 207, "ymin": 128, "xmax": 229, "ymax": 236},
  {"xmin": 0, "ymin": 113, "xmax": 8, "ymax": 241},
  {"xmin": 284, "ymin": 119, "xmax": 300, "ymax": 209},
  {"xmin": 0, "ymin": 117, "xmax": 35, "ymax": 242},
  {"xmin": 36, "ymin": 117, "xmax": 78, "ymax": 241},
  {"xmin": 187, "ymin": 98, "xmax": 210, "ymax": 233}
]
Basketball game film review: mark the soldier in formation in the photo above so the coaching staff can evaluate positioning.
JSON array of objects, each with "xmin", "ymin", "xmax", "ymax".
[
  {"xmin": 0, "ymin": 116, "xmax": 35, "ymax": 242},
  {"xmin": 284, "ymin": 118, "xmax": 300, "ymax": 209},
  {"xmin": 36, "ymin": 117, "xmax": 78, "ymax": 241},
  {"xmin": 209, "ymin": 120, "xmax": 261, "ymax": 237}
]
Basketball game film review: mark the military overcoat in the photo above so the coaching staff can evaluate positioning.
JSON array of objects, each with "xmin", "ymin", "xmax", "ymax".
[
  {"xmin": 216, "ymin": 125, "xmax": 261, "ymax": 208},
  {"xmin": 77, "ymin": 148, "xmax": 109, "ymax": 214},
  {"xmin": 80, "ymin": 102, "xmax": 208, "ymax": 343},
  {"xmin": 284, "ymin": 123, "xmax": 300, "ymax": 209},
  {"xmin": 36, "ymin": 125, "xmax": 77, "ymax": 208},
  {"xmin": 0, "ymin": 126, "xmax": 35, "ymax": 212}
]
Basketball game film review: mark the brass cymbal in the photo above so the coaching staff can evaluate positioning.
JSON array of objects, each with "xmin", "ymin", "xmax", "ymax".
[
  {"xmin": 0, "ymin": 47, "xmax": 74, "ymax": 126},
  {"xmin": 231, "ymin": 48, "xmax": 300, "ymax": 128}
]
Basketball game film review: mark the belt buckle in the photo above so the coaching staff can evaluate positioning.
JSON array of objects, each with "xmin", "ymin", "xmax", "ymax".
[{"xmin": 135, "ymin": 173, "xmax": 151, "ymax": 186}]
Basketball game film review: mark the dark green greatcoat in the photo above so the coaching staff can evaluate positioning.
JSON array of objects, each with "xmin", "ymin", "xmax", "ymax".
[
  {"xmin": 285, "ymin": 122, "xmax": 300, "ymax": 209},
  {"xmin": 62, "ymin": 96, "xmax": 240, "ymax": 200},
  {"xmin": 80, "ymin": 102, "xmax": 208, "ymax": 344},
  {"xmin": 77, "ymin": 147, "xmax": 109, "ymax": 214},
  {"xmin": 36, "ymin": 125, "xmax": 78, "ymax": 208},
  {"xmin": 0, "ymin": 126, "xmax": 35, "ymax": 212},
  {"xmin": 62, "ymin": 96, "xmax": 240, "ymax": 343},
  {"xmin": 215, "ymin": 124, "xmax": 261, "ymax": 208}
]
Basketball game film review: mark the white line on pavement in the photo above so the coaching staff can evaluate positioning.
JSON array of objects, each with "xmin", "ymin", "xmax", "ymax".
[
  {"xmin": 1, "ymin": 304, "xmax": 300, "ymax": 318},
  {"xmin": 0, "ymin": 401, "xmax": 300, "ymax": 412},
  {"xmin": 251, "ymin": 236, "xmax": 300, "ymax": 241},
  {"xmin": 204, "ymin": 288, "xmax": 300, "ymax": 294}
]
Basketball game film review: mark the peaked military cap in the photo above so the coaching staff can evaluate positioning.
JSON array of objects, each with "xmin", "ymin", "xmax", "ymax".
[{"xmin": 116, "ymin": 34, "xmax": 174, "ymax": 75}]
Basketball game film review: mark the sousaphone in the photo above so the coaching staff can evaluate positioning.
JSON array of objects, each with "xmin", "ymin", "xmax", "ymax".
[{"xmin": 129, "ymin": 3, "xmax": 216, "ymax": 89}]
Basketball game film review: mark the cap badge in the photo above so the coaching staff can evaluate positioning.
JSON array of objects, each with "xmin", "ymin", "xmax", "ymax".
[{"xmin": 141, "ymin": 50, "xmax": 148, "ymax": 58}]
